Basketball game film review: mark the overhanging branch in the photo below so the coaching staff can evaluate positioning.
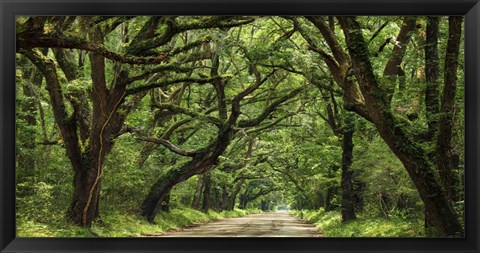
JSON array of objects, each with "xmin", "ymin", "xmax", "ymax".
[
  {"xmin": 154, "ymin": 103, "xmax": 225, "ymax": 128},
  {"xmin": 16, "ymin": 33, "xmax": 170, "ymax": 65},
  {"xmin": 136, "ymin": 136, "xmax": 197, "ymax": 157},
  {"xmin": 238, "ymin": 86, "xmax": 304, "ymax": 128},
  {"xmin": 125, "ymin": 76, "xmax": 230, "ymax": 96}
]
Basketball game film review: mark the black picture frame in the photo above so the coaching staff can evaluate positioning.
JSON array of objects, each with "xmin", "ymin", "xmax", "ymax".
[{"xmin": 1, "ymin": 0, "xmax": 479, "ymax": 252}]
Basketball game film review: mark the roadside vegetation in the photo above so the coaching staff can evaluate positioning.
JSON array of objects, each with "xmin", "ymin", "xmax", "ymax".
[
  {"xmin": 292, "ymin": 209, "xmax": 424, "ymax": 237},
  {"xmin": 18, "ymin": 207, "xmax": 260, "ymax": 237}
]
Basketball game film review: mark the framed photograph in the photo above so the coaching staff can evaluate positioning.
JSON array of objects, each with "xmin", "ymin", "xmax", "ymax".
[{"xmin": 1, "ymin": 0, "xmax": 479, "ymax": 252}]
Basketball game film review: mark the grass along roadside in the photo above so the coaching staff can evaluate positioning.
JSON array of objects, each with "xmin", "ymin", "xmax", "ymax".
[
  {"xmin": 291, "ymin": 209, "xmax": 424, "ymax": 237},
  {"xmin": 17, "ymin": 208, "xmax": 261, "ymax": 237}
]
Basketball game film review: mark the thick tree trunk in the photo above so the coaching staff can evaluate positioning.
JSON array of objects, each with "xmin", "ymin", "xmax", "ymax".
[
  {"xmin": 381, "ymin": 123, "xmax": 461, "ymax": 236},
  {"xmin": 65, "ymin": 43, "xmax": 130, "ymax": 227},
  {"xmin": 201, "ymin": 172, "xmax": 212, "ymax": 212},
  {"xmin": 213, "ymin": 186, "xmax": 221, "ymax": 211},
  {"xmin": 383, "ymin": 17, "xmax": 417, "ymax": 102},
  {"xmin": 66, "ymin": 148, "xmax": 109, "ymax": 226},
  {"xmin": 340, "ymin": 115, "xmax": 356, "ymax": 222},
  {"xmin": 221, "ymin": 185, "xmax": 229, "ymax": 210},
  {"xmin": 425, "ymin": 16, "xmax": 441, "ymax": 140},
  {"xmin": 191, "ymin": 174, "xmax": 205, "ymax": 209},
  {"xmin": 67, "ymin": 112, "xmax": 121, "ymax": 226},
  {"xmin": 140, "ymin": 125, "xmax": 234, "ymax": 222},
  {"xmin": 140, "ymin": 157, "xmax": 215, "ymax": 222},
  {"xmin": 140, "ymin": 132, "xmax": 229, "ymax": 221},
  {"xmin": 159, "ymin": 194, "xmax": 170, "ymax": 212},
  {"xmin": 224, "ymin": 180, "xmax": 244, "ymax": 210},
  {"xmin": 239, "ymin": 196, "xmax": 245, "ymax": 209},
  {"xmin": 239, "ymin": 190, "xmax": 248, "ymax": 209},
  {"xmin": 139, "ymin": 130, "xmax": 233, "ymax": 222},
  {"xmin": 436, "ymin": 16, "xmax": 462, "ymax": 202},
  {"xmin": 338, "ymin": 16, "xmax": 463, "ymax": 236},
  {"xmin": 227, "ymin": 193, "xmax": 238, "ymax": 211}
]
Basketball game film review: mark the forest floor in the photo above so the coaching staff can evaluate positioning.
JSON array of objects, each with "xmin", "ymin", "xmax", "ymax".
[{"xmin": 149, "ymin": 210, "xmax": 323, "ymax": 237}]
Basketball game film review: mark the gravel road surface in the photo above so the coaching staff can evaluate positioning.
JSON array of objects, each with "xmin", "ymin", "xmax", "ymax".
[{"xmin": 155, "ymin": 210, "xmax": 322, "ymax": 237}]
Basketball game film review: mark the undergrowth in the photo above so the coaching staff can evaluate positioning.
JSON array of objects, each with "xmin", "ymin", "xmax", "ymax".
[
  {"xmin": 291, "ymin": 209, "xmax": 424, "ymax": 237},
  {"xmin": 17, "ymin": 208, "xmax": 261, "ymax": 237}
]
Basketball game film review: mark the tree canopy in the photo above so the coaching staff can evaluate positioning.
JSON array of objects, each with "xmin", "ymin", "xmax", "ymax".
[{"xmin": 16, "ymin": 16, "xmax": 464, "ymax": 237}]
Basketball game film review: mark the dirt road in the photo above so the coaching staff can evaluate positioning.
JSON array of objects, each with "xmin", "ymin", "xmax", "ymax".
[{"xmin": 156, "ymin": 210, "xmax": 322, "ymax": 237}]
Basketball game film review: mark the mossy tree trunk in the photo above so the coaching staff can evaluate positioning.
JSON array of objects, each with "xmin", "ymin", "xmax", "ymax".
[
  {"xmin": 139, "ymin": 128, "xmax": 233, "ymax": 222},
  {"xmin": 340, "ymin": 113, "xmax": 356, "ymax": 222},
  {"xmin": 337, "ymin": 16, "xmax": 463, "ymax": 236},
  {"xmin": 435, "ymin": 16, "xmax": 463, "ymax": 203},
  {"xmin": 191, "ymin": 174, "xmax": 205, "ymax": 209},
  {"xmin": 223, "ymin": 179, "xmax": 245, "ymax": 210},
  {"xmin": 383, "ymin": 17, "xmax": 417, "ymax": 100},
  {"xmin": 201, "ymin": 171, "xmax": 212, "ymax": 212},
  {"xmin": 20, "ymin": 18, "xmax": 145, "ymax": 226}
]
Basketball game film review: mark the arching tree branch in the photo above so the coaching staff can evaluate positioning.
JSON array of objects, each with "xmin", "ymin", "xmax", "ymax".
[{"xmin": 136, "ymin": 136, "xmax": 197, "ymax": 157}]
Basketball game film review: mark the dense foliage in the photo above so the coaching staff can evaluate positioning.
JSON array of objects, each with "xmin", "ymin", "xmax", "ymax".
[{"xmin": 16, "ymin": 16, "xmax": 464, "ymax": 237}]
